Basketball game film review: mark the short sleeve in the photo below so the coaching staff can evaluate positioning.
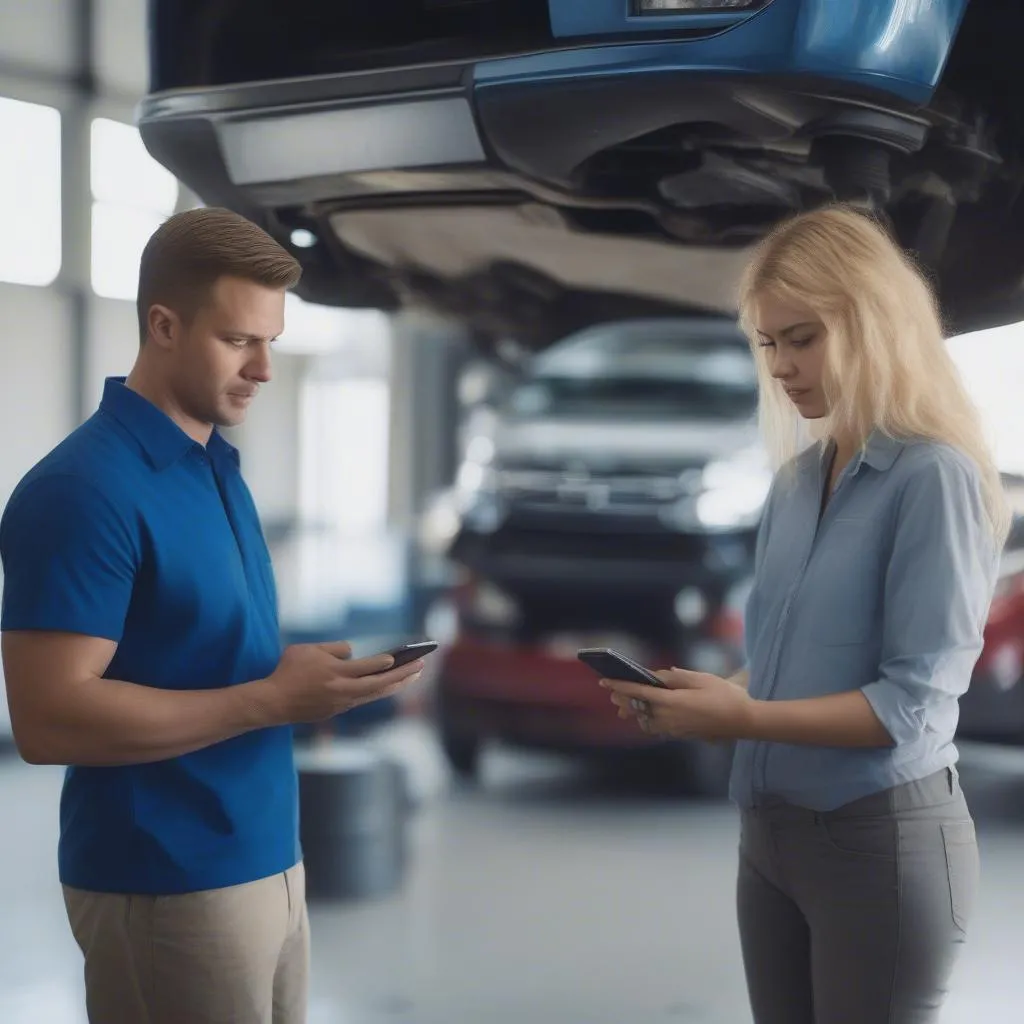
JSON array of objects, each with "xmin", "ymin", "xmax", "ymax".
[{"xmin": 0, "ymin": 474, "xmax": 138, "ymax": 641}]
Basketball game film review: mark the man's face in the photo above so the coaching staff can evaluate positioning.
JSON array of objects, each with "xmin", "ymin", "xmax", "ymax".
[{"xmin": 170, "ymin": 276, "xmax": 285, "ymax": 430}]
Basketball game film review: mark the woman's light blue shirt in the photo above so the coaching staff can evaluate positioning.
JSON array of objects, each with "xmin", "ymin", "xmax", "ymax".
[{"xmin": 730, "ymin": 433, "xmax": 1000, "ymax": 811}]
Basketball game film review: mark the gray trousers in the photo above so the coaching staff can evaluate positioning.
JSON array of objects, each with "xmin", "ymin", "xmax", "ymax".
[{"xmin": 737, "ymin": 767, "xmax": 978, "ymax": 1024}]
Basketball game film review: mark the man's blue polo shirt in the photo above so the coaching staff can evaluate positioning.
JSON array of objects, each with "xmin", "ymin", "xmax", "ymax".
[{"xmin": 0, "ymin": 378, "xmax": 299, "ymax": 894}]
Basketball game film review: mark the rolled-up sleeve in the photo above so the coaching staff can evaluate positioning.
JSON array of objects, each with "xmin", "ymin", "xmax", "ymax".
[{"xmin": 861, "ymin": 451, "xmax": 999, "ymax": 746}]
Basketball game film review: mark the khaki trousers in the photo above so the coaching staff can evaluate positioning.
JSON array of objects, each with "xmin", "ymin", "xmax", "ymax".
[{"xmin": 63, "ymin": 862, "xmax": 309, "ymax": 1024}]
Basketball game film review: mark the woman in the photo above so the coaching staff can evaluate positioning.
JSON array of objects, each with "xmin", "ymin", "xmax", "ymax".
[{"xmin": 601, "ymin": 205, "xmax": 1009, "ymax": 1024}]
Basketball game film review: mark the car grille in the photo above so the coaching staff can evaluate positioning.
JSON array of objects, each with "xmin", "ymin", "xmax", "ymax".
[
  {"xmin": 497, "ymin": 460, "xmax": 703, "ymax": 528},
  {"xmin": 488, "ymin": 525, "xmax": 710, "ymax": 562}
]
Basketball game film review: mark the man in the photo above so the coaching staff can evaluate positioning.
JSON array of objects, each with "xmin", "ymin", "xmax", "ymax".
[{"xmin": 0, "ymin": 207, "xmax": 423, "ymax": 1023}]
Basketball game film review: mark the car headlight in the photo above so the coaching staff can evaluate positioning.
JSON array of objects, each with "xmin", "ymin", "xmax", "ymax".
[
  {"xmin": 661, "ymin": 455, "xmax": 771, "ymax": 532},
  {"xmin": 695, "ymin": 467, "xmax": 771, "ymax": 530},
  {"xmin": 455, "ymin": 459, "xmax": 496, "ymax": 503},
  {"xmin": 673, "ymin": 586, "xmax": 708, "ymax": 627},
  {"xmin": 454, "ymin": 441, "xmax": 508, "ymax": 533},
  {"xmin": 467, "ymin": 581, "xmax": 521, "ymax": 628},
  {"xmin": 418, "ymin": 491, "xmax": 462, "ymax": 556}
]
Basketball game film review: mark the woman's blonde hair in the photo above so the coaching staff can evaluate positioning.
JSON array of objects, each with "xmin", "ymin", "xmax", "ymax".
[{"xmin": 737, "ymin": 203, "xmax": 1010, "ymax": 544}]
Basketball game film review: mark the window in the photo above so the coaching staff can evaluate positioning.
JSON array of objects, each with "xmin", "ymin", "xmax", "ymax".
[
  {"xmin": 948, "ymin": 323, "xmax": 1024, "ymax": 476},
  {"xmin": 299, "ymin": 378, "xmax": 391, "ymax": 536},
  {"xmin": 90, "ymin": 117, "xmax": 179, "ymax": 300},
  {"xmin": 0, "ymin": 97, "xmax": 61, "ymax": 287},
  {"xmin": 278, "ymin": 293, "xmax": 391, "ymax": 357}
]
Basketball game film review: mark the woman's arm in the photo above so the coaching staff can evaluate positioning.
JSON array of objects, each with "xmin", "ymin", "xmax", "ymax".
[
  {"xmin": 729, "ymin": 667, "xmax": 750, "ymax": 691},
  {"xmin": 603, "ymin": 669, "xmax": 892, "ymax": 746},
  {"xmin": 605, "ymin": 450, "xmax": 998, "ymax": 747},
  {"xmin": 745, "ymin": 689, "xmax": 892, "ymax": 747}
]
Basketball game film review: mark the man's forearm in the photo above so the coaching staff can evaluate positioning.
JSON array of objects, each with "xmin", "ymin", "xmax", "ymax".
[
  {"xmin": 18, "ymin": 676, "xmax": 278, "ymax": 767},
  {"xmin": 742, "ymin": 690, "xmax": 894, "ymax": 748}
]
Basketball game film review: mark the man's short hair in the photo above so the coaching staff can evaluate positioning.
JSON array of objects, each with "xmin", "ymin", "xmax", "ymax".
[{"xmin": 137, "ymin": 207, "xmax": 303, "ymax": 341}]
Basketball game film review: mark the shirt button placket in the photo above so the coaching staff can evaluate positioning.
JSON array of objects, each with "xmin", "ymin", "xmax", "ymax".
[{"xmin": 755, "ymin": 539, "xmax": 816, "ymax": 790}]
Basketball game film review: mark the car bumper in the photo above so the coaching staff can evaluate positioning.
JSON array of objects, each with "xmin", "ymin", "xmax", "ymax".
[
  {"xmin": 139, "ymin": 64, "xmax": 928, "ymax": 196},
  {"xmin": 958, "ymin": 666, "xmax": 1024, "ymax": 744},
  {"xmin": 436, "ymin": 634, "xmax": 680, "ymax": 751}
]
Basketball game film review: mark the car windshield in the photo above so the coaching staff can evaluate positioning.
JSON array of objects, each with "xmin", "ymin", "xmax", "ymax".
[{"xmin": 505, "ymin": 320, "xmax": 758, "ymax": 420}]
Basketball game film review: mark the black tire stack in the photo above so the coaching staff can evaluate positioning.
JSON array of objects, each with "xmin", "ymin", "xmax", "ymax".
[{"xmin": 295, "ymin": 741, "xmax": 410, "ymax": 901}]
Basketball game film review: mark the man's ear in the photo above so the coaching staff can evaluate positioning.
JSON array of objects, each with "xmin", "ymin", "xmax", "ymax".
[{"xmin": 146, "ymin": 304, "xmax": 180, "ymax": 350}]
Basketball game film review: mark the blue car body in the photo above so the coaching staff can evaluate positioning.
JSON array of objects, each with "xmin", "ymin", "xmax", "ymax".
[
  {"xmin": 140, "ymin": 0, "xmax": 1022, "ymax": 344},
  {"xmin": 486, "ymin": 0, "xmax": 967, "ymax": 104}
]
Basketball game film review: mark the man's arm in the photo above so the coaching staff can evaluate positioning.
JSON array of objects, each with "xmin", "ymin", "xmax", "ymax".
[
  {"xmin": 2, "ymin": 632, "xmax": 273, "ymax": 765},
  {"xmin": 0, "ymin": 474, "xmax": 420, "ymax": 767},
  {"xmin": 2, "ymin": 631, "xmax": 419, "ymax": 766},
  {"xmin": 0, "ymin": 473, "xmax": 227, "ymax": 766}
]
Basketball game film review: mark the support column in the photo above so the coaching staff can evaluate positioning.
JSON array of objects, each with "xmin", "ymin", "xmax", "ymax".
[
  {"xmin": 387, "ymin": 312, "xmax": 468, "ymax": 530},
  {"xmin": 64, "ymin": 0, "xmax": 96, "ymax": 426}
]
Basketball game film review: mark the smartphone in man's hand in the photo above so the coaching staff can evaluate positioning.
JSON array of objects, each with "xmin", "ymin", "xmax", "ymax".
[{"xmin": 383, "ymin": 640, "xmax": 439, "ymax": 668}]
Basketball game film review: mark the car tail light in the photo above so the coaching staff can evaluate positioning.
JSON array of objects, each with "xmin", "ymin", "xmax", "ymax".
[
  {"xmin": 707, "ymin": 608, "xmax": 744, "ymax": 646},
  {"xmin": 635, "ymin": 0, "xmax": 764, "ymax": 12},
  {"xmin": 991, "ymin": 550, "xmax": 1024, "ymax": 605},
  {"xmin": 706, "ymin": 577, "xmax": 750, "ymax": 646}
]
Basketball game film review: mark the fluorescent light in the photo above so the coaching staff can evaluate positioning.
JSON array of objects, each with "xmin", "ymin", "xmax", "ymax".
[
  {"xmin": 0, "ymin": 97, "xmax": 62, "ymax": 287},
  {"xmin": 91, "ymin": 118, "xmax": 178, "ymax": 214},
  {"xmin": 218, "ymin": 97, "xmax": 485, "ymax": 186},
  {"xmin": 636, "ymin": 0, "xmax": 759, "ymax": 11},
  {"xmin": 276, "ymin": 293, "xmax": 389, "ymax": 355}
]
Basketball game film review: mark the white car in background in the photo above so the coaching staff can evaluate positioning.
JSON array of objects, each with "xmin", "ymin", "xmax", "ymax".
[{"xmin": 426, "ymin": 316, "xmax": 765, "ymax": 795}]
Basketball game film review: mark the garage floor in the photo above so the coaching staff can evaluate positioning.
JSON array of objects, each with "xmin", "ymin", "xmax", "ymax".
[{"xmin": 1, "ymin": 725, "xmax": 1023, "ymax": 1023}]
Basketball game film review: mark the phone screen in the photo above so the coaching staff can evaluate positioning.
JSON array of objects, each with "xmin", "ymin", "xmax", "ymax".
[
  {"xmin": 387, "ymin": 640, "xmax": 439, "ymax": 667},
  {"xmin": 576, "ymin": 647, "xmax": 665, "ymax": 687}
]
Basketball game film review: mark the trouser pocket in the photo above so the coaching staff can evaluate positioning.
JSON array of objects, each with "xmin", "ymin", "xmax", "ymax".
[{"xmin": 941, "ymin": 819, "xmax": 979, "ymax": 935}]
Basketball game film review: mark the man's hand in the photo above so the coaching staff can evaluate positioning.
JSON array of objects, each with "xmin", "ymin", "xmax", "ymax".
[
  {"xmin": 601, "ymin": 667, "xmax": 756, "ymax": 741},
  {"xmin": 254, "ymin": 641, "xmax": 425, "ymax": 726}
]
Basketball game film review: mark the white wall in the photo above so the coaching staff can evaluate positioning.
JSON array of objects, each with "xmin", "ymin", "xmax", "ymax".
[
  {"xmin": 0, "ymin": 0, "xmax": 77, "ymax": 77},
  {"xmin": 948, "ymin": 323, "xmax": 1024, "ymax": 476},
  {"xmin": 225, "ymin": 353, "xmax": 305, "ymax": 525},
  {"xmin": 0, "ymin": 283, "xmax": 75, "ymax": 503},
  {"xmin": 83, "ymin": 296, "xmax": 305, "ymax": 525},
  {"xmin": 0, "ymin": 281, "xmax": 75, "ymax": 741},
  {"xmin": 85, "ymin": 295, "xmax": 139, "ymax": 411},
  {"xmin": 94, "ymin": 0, "xmax": 149, "ymax": 97}
]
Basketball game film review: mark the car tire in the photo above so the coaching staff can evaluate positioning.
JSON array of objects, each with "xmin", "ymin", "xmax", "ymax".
[
  {"xmin": 440, "ymin": 730, "xmax": 482, "ymax": 780},
  {"xmin": 664, "ymin": 740, "xmax": 735, "ymax": 800}
]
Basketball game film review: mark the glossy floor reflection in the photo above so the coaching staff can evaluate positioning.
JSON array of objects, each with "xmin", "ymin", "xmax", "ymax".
[{"xmin": 1, "ymin": 728, "xmax": 1024, "ymax": 1023}]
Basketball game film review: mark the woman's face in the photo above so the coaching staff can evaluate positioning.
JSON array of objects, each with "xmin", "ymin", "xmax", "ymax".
[{"xmin": 752, "ymin": 293, "xmax": 829, "ymax": 419}]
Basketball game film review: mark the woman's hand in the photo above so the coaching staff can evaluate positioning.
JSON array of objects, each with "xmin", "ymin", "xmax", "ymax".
[{"xmin": 601, "ymin": 668, "xmax": 755, "ymax": 741}]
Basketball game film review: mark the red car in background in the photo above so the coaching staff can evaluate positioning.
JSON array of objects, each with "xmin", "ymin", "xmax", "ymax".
[
  {"xmin": 429, "ymin": 412, "xmax": 1024, "ymax": 789},
  {"xmin": 957, "ymin": 485, "xmax": 1024, "ymax": 744},
  {"xmin": 434, "ymin": 570, "xmax": 748, "ymax": 796},
  {"xmin": 427, "ymin": 318, "xmax": 762, "ymax": 797}
]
